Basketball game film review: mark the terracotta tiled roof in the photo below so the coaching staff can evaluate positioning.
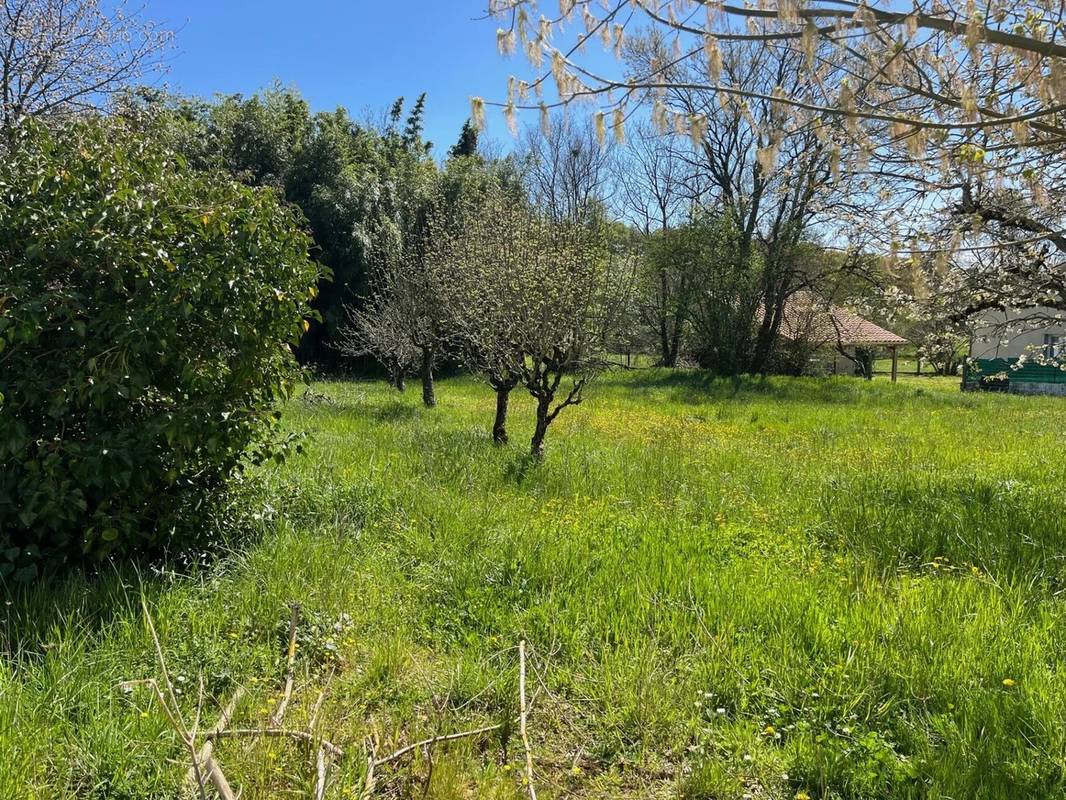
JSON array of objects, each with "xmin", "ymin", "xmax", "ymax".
[{"xmin": 778, "ymin": 292, "xmax": 907, "ymax": 347}]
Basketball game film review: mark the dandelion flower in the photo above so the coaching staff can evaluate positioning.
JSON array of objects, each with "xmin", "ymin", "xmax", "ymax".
[{"xmin": 1002, "ymin": 678, "xmax": 1016, "ymax": 687}]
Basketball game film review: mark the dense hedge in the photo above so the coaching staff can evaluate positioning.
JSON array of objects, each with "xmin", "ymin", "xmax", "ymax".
[{"xmin": 0, "ymin": 120, "xmax": 320, "ymax": 575}]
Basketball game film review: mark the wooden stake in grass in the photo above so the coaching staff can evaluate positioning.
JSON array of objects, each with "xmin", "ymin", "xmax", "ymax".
[
  {"xmin": 271, "ymin": 603, "xmax": 300, "ymax": 728},
  {"xmin": 314, "ymin": 746, "xmax": 329, "ymax": 800},
  {"xmin": 184, "ymin": 685, "xmax": 246, "ymax": 795},
  {"xmin": 131, "ymin": 601, "xmax": 237, "ymax": 800},
  {"xmin": 519, "ymin": 639, "xmax": 537, "ymax": 800},
  {"xmin": 308, "ymin": 684, "xmax": 330, "ymax": 800}
]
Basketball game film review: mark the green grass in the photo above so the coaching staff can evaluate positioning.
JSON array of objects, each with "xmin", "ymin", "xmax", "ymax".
[{"xmin": 3, "ymin": 370, "xmax": 1066, "ymax": 799}]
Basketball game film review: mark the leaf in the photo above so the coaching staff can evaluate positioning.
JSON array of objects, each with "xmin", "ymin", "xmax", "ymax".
[{"xmin": 2, "ymin": 114, "xmax": 320, "ymax": 566}]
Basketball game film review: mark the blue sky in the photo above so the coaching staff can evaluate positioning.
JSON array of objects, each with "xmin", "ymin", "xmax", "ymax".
[{"xmin": 146, "ymin": 1, "xmax": 522, "ymax": 154}]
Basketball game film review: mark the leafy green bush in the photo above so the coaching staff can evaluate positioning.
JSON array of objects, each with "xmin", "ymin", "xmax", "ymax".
[{"xmin": 0, "ymin": 119, "xmax": 320, "ymax": 574}]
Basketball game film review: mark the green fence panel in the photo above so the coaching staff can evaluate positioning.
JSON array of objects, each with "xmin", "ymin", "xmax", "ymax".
[{"xmin": 971, "ymin": 358, "xmax": 1066, "ymax": 384}]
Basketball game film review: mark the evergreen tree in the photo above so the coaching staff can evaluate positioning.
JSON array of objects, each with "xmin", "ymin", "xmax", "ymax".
[
  {"xmin": 449, "ymin": 119, "xmax": 479, "ymax": 159},
  {"xmin": 403, "ymin": 92, "xmax": 429, "ymax": 152},
  {"xmin": 388, "ymin": 97, "xmax": 404, "ymax": 131}
]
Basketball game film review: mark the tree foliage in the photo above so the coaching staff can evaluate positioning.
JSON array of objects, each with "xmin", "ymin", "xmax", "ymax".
[
  {"xmin": 449, "ymin": 119, "xmax": 480, "ymax": 159},
  {"xmin": 519, "ymin": 113, "xmax": 614, "ymax": 223},
  {"xmin": 481, "ymin": 1, "xmax": 1066, "ymax": 348},
  {"xmin": 0, "ymin": 0, "xmax": 171, "ymax": 129},
  {"xmin": 337, "ymin": 153, "xmax": 528, "ymax": 410},
  {"xmin": 0, "ymin": 119, "xmax": 318, "ymax": 572},
  {"xmin": 337, "ymin": 235, "xmax": 450, "ymax": 408},
  {"xmin": 437, "ymin": 185, "xmax": 626, "ymax": 456},
  {"xmin": 127, "ymin": 87, "xmax": 438, "ymax": 367},
  {"xmin": 638, "ymin": 223, "xmax": 705, "ymax": 368}
]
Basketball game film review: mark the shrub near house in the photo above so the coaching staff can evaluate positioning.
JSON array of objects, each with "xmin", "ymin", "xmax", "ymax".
[{"xmin": 0, "ymin": 119, "xmax": 319, "ymax": 575}]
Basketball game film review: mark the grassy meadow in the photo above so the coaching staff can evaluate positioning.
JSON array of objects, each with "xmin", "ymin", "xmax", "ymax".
[{"xmin": 2, "ymin": 370, "xmax": 1066, "ymax": 799}]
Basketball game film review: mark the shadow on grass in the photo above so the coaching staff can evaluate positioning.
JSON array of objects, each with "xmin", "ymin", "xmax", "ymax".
[
  {"xmin": 504, "ymin": 451, "xmax": 541, "ymax": 485},
  {"xmin": 0, "ymin": 473, "xmax": 331, "ymax": 659},
  {"xmin": 1, "ymin": 487, "xmax": 280, "ymax": 658},
  {"xmin": 371, "ymin": 400, "xmax": 420, "ymax": 422},
  {"xmin": 1, "ymin": 560, "xmax": 168, "ymax": 661},
  {"xmin": 0, "ymin": 475, "xmax": 380, "ymax": 660},
  {"xmin": 620, "ymin": 368, "xmax": 948, "ymax": 407},
  {"xmin": 818, "ymin": 472, "xmax": 1066, "ymax": 588}
]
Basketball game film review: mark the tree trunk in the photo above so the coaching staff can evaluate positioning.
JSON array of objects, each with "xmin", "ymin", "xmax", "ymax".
[
  {"xmin": 530, "ymin": 396, "xmax": 552, "ymax": 459},
  {"xmin": 659, "ymin": 319, "xmax": 674, "ymax": 367},
  {"xmin": 492, "ymin": 385, "xmax": 511, "ymax": 445},
  {"xmin": 750, "ymin": 316, "xmax": 778, "ymax": 374},
  {"xmin": 666, "ymin": 321, "xmax": 683, "ymax": 368},
  {"xmin": 420, "ymin": 348, "xmax": 436, "ymax": 408},
  {"xmin": 391, "ymin": 363, "xmax": 406, "ymax": 392}
]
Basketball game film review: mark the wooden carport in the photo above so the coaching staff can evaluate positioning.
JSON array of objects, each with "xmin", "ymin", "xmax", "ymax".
[{"xmin": 778, "ymin": 293, "xmax": 908, "ymax": 381}]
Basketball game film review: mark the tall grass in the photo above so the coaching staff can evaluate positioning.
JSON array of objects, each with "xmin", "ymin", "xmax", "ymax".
[{"xmin": 2, "ymin": 371, "xmax": 1064, "ymax": 799}]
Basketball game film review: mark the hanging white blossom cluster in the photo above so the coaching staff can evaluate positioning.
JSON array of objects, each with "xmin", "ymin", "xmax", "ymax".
[{"xmin": 470, "ymin": 0, "xmax": 1066, "ymax": 314}]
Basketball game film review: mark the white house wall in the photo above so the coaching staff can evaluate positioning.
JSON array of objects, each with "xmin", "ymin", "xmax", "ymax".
[{"xmin": 969, "ymin": 307, "xmax": 1066, "ymax": 360}]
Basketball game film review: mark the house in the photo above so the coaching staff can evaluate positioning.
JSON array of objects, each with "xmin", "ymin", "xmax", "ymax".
[
  {"xmin": 964, "ymin": 307, "xmax": 1066, "ymax": 396},
  {"xmin": 777, "ymin": 293, "xmax": 908, "ymax": 380}
]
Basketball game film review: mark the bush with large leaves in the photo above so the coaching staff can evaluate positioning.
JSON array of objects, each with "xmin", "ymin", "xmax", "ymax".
[{"xmin": 0, "ymin": 119, "xmax": 319, "ymax": 575}]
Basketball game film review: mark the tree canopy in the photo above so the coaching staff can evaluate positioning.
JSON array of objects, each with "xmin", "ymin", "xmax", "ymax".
[
  {"xmin": 0, "ymin": 117, "xmax": 319, "ymax": 570},
  {"xmin": 479, "ymin": 1, "xmax": 1066, "ymax": 338}
]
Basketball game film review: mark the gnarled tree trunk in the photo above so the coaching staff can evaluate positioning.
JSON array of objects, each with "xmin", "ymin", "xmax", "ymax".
[
  {"xmin": 666, "ymin": 322, "xmax": 683, "ymax": 367},
  {"xmin": 420, "ymin": 347, "xmax": 436, "ymax": 407},
  {"xmin": 493, "ymin": 386, "xmax": 511, "ymax": 444},
  {"xmin": 530, "ymin": 395, "xmax": 552, "ymax": 459},
  {"xmin": 489, "ymin": 374, "xmax": 519, "ymax": 444},
  {"xmin": 391, "ymin": 362, "xmax": 406, "ymax": 392}
]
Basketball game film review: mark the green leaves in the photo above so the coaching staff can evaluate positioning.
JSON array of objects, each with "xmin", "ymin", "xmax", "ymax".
[{"xmin": 0, "ymin": 118, "xmax": 320, "ymax": 567}]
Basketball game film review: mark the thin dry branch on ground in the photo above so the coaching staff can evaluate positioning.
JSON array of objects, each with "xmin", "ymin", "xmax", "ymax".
[
  {"xmin": 184, "ymin": 686, "xmax": 246, "ymax": 797},
  {"xmin": 206, "ymin": 727, "xmax": 346, "ymax": 757},
  {"xmin": 308, "ymin": 676, "xmax": 332, "ymax": 800},
  {"xmin": 271, "ymin": 604, "xmax": 301, "ymax": 727},
  {"xmin": 125, "ymin": 602, "xmax": 348, "ymax": 800},
  {"xmin": 373, "ymin": 722, "xmax": 508, "ymax": 767},
  {"xmin": 360, "ymin": 736, "xmax": 378, "ymax": 800},
  {"xmin": 129, "ymin": 613, "xmax": 549, "ymax": 799},
  {"xmin": 123, "ymin": 603, "xmax": 237, "ymax": 800},
  {"xmin": 519, "ymin": 639, "xmax": 538, "ymax": 800}
]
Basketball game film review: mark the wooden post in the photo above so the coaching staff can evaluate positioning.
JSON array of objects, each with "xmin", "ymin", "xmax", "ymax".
[{"xmin": 890, "ymin": 346, "xmax": 898, "ymax": 383}]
